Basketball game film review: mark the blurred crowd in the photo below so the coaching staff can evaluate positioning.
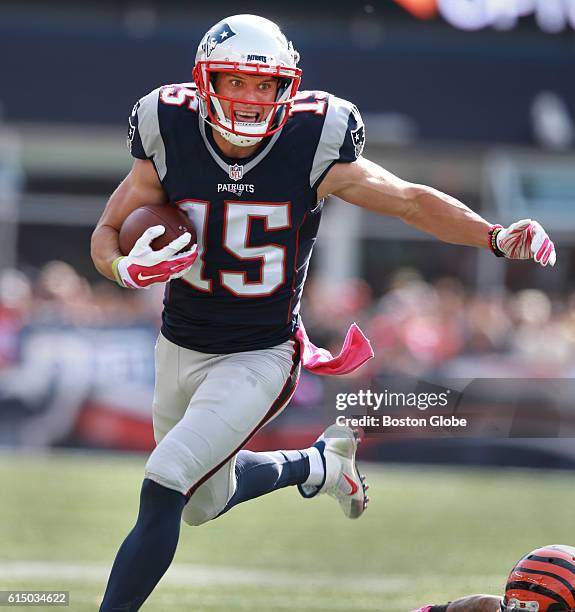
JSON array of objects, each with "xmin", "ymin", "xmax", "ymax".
[
  {"xmin": 0, "ymin": 262, "xmax": 162, "ymax": 368},
  {"xmin": 303, "ymin": 269, "xmax": 575, "ymax": 379},
  {"xmin": 1, "ymin": 262, "xmax": 574, "ymax": 378}
]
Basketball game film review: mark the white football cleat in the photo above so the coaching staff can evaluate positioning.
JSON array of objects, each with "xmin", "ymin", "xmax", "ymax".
[{"xmin": 298, "ymin": 424, "xmax": 369, "ymax": 519}]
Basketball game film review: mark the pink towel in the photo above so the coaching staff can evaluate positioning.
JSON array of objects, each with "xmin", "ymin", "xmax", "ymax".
[{"xmin": 295, "ymin": 322, "xmax": 374, "ymax": 376}]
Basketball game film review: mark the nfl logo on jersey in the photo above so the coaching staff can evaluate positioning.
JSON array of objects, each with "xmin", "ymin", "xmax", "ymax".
[{"xmin": 228, "ymin": 163, "xmax": 244, "ymax": 181}]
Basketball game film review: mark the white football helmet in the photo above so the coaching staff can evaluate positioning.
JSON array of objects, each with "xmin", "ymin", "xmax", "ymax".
[{"xmin": 193, "ymin": 14, "xmax": 302, "ymax": 147}]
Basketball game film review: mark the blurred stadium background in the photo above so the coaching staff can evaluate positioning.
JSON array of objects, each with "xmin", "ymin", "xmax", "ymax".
[{"xmin": 1, "ymin": 1, "xmax": 575, "ymax": 610}]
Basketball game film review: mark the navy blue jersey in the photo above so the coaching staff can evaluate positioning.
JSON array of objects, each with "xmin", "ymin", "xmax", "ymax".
[{"xmin": 128, "ymin": 83, "xmax": 365, "ymax": 353}]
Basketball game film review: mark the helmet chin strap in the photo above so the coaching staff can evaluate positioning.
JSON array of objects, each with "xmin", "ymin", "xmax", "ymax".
[
  {"xmin": 206, "ymin": 82, "xmax": 276, "ymax": 147},
  {"xmin": 213, "ymin": 123, "xmax": 263, "ymax": 147}
]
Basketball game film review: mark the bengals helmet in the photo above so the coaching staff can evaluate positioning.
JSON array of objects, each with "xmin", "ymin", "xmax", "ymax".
[{"xmin": 502, "ymin": 545, "xmax": 575, "ymax": 611}]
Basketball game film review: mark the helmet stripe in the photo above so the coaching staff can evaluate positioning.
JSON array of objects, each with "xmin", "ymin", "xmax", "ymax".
[
  {"xmin": 521, "ymin": 560, "xmax": 575, "ymax": 584},
  {"xmin": 506, "ymin": 580, "xmax": 572, "ymax": 609},
  {"xmin": 515, "ymin": 567, "xmax": 575, "ymax": 606},
  {"xmin": 527, "ymin": 554, "xmax": 575, "ymax": 577}
]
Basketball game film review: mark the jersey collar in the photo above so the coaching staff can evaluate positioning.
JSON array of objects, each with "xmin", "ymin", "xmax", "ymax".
[{"xmin": 198, "ymin": 114, "xmax": 284, "ymax": 178}]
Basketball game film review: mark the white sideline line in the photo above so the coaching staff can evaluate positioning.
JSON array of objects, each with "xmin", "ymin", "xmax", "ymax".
[
  {"xmin": 0, "ymin": 561, "xmax": 410, "ymax": 593},
  {"xmin": 0, "ymin": 562, "xmax": 503, "ymax": 595}
]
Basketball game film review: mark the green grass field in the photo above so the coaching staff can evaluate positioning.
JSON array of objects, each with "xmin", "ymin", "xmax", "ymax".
[{"xmin": 1, "ymin": 451, "xmax": 574, "ymax": 611}]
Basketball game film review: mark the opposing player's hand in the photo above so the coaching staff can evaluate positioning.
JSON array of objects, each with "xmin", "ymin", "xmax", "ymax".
[
  {"xmin": 112, "ymin": 225, "xmax": 198, "ymax": 289},
  {"xmin": 490, "ymin": 219, "xmax": 556, "ymax": 267}
]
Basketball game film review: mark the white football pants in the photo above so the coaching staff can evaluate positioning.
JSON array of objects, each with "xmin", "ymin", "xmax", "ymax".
[{"xmin": 144, "ymin": 332, "xmax": 300, "ymax": 526}]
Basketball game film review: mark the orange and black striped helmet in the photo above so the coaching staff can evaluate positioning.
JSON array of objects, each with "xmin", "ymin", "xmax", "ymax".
[{"xmin": 501, "ymin": 545, "xmax": 575, "ymax": 611}]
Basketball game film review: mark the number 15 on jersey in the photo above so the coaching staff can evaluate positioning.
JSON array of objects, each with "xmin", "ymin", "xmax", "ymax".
[{"xmin": 178, "ymin": 200, "xmax": 291, "ymax": 298}]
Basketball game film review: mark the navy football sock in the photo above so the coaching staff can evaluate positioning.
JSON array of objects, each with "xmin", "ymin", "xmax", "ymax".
[
  {"xmin": 219, "ymin": 449, "xmax": 310, "ymax": 516},
  {"xmin": 100, "ymin": 478, "xmax": 187, "ymax": 612}
]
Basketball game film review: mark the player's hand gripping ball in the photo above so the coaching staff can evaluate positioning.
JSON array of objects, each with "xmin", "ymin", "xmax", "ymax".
[{"xmin": 113, "ymin": 204, "xmax": 198, "ymax": 289}]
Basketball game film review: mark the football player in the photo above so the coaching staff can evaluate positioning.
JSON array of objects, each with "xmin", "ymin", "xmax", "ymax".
[
  {"xmin": 91, "ymin": 14, "xmax": 556, "ymax": 611},
  {"xmin": 413, "ymin": 545, "xmax": 575, "ymax": 612}
]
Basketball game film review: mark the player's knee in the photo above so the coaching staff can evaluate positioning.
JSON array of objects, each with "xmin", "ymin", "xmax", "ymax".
[
  {"xmin": 182, "ymin": 493, "xmax": 229, "ymax": 526},
  {"xmin": 181, "ymin": 482, "xmax": 234, "ymax": 527},
  {"xmin": 181, "ymin": 504, "xmax": 213, "ymax": 527},
  {"xmin": 144, "ymin": 435, "xmax": 206, "ymax": 495}
]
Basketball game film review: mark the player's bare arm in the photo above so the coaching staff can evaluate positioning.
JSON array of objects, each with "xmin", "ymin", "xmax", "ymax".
[
  {"xmin": 91, "ymin": 159, "xmax": 167, "ymax": 280},
  {"xmin": 318, "ymin": 157, "xmax": 489, "ymax": 247},
  {"xmin": 413, "ymin": 596, "xmax": 501, "ymax": 612},
  {"xmin": 318, "ymin": 157, "xmax": 556, "ymax": 266},
  {"xmin": 447, "ymin": 594, "xmax": 502, "ymax": 611}
]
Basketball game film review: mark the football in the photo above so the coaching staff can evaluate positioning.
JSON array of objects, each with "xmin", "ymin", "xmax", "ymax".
[{"xmin": 118, "ymin": 204, "xmax": 197, "ymax": 256}]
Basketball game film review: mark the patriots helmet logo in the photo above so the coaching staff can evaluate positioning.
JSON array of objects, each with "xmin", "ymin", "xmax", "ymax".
[
  {"xmin": 351, "ymin": 124, "xmax": 365, "ymax": 158},
  {"xmin": 201, "ymin": 22, "xmax": 237, "ymax": 58},
  {"xmin": 127, "ymin": 101, "xmax": 140, "ymax": 152},
  {"xmin": 350, "ymin": 104, "xmax": 365, "ymax": 158}
]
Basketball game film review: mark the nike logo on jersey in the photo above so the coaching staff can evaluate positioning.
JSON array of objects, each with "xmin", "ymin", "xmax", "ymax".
[
  {"xmin": 342, "ymin": 473, "xmax": 359, "ymax": 496},
  {"xmin": 218, "ymin": 183, "xmax": 255, "ymax": 195},
  {"xmin": 137, "ymin": 272, "xmax": 164, "ymax": 281}
]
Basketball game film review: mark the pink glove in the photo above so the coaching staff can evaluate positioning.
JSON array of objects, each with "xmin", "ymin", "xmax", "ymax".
[
  {"xmin": 112, "ymin": 225, "xmax": 198, "ymax": 289},
  {"xmin": 489, "ymin": 219, "xmax": 556, "ymax": 267},
  {"xmin": 411, "ymin": 606, "xmax": 434, "ymax": 612}
]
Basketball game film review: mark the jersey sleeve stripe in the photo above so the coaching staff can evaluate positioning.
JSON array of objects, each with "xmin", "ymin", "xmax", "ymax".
[
  {"xmin": 309, "ymin": 95, "xmax": 351, "ymax": 190},
  {"xmin": 138, "ymin": 88, "xmax": 168, "ymax": 180}
]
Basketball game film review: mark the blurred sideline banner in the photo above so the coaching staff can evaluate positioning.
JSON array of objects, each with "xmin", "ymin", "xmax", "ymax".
[{"xmin": 0, "ymin": 323, "xmax": 156, "ymax": 449}]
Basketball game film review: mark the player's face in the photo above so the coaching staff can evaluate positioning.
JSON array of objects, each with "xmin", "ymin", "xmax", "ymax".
[{"xmin": 213, "ymin": 73, "xmax": 279, "ymax": 123}]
